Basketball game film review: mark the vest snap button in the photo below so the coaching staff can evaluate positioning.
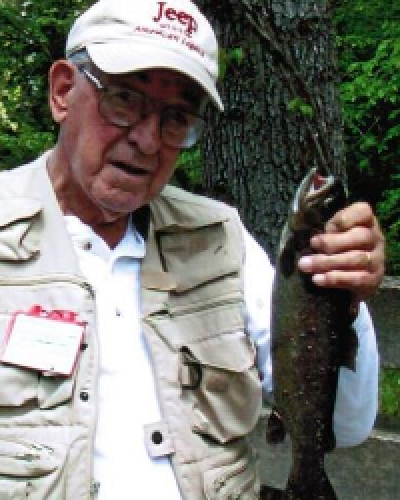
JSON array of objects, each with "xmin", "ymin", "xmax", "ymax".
[
  {"xmin": 80, "ymin": 391, "xmax": 89, "ymax": 401},
  {"xmin": 151, "ymin": 430, "xmax": 163, "ymax": 445}
]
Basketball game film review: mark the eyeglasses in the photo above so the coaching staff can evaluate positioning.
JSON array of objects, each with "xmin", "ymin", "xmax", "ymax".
[{"xmin": 80, "ymin": 68, "xmax": 206, "ymax": 149}]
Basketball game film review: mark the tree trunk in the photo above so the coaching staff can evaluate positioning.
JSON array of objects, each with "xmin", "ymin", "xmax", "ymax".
[{"xmin": 195, "ymin": 0, "xmax": 346, "ymax": 261}]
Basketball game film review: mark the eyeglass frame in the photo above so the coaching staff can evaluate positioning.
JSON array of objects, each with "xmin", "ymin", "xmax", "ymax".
[{"xmin": 79, "ymin": 67, "xmax": 206, "ymax": 149}]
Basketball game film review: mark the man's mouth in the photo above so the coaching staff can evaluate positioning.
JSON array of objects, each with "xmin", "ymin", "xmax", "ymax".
[{"xmin": 112, "ymin": 161, "xmax": 150, "ymax": 176}]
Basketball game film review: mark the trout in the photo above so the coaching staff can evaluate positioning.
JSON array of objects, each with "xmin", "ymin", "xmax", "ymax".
[{"xmin": 266, "ymin": 168, "xmax": 358, "ymax": 500}]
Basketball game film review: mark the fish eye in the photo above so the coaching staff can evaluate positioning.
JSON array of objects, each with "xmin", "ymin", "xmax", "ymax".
[{"xmin": 323, "ymin": 197, "xmax": 334, "ymax": 206}]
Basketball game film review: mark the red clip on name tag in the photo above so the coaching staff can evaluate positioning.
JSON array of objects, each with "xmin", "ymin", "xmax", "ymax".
[{"xmin": 1, "ymin": 305, "xmax": 86, "ymax": 376}]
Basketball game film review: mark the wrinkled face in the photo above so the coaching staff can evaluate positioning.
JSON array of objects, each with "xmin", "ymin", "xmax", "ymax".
[{"xmin": 50, "ymin": 64, "xmax": 204, "ymax": 223}]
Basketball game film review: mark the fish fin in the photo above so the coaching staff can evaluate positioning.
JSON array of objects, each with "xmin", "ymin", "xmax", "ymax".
[
  {"xmin": 278, "ymin": 227, "xmax": 297, "ymax": 278},
  {"xmin": 266, "ymin": 408, "xmax": 286, "ymax": 444},
  {"xmin": 340, "ymin": 324, "xmax": 359, "ymax": 372}
]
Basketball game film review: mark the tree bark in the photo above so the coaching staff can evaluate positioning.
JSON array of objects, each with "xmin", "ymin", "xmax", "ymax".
[{"xmin": 195, "ymin": 0, "xmax": 346, "ymax": 261}]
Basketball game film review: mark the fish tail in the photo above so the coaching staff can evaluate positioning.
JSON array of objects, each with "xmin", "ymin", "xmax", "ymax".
[{"xmin": 284, "ymin": 466, "xmax": 337, "ymax": 499}]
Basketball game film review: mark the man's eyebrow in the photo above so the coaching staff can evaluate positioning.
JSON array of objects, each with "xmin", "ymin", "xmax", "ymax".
[
  {"xmin": 133, "ymin": 71, "xmax": 151, "ymax": 83},
  {"xmin": 104, "ymin": 72, "xmax": 206, "ymax": 111},
  {"xmin": 181, "ymin": 88, "xmax": 207, "ymax": 111}
]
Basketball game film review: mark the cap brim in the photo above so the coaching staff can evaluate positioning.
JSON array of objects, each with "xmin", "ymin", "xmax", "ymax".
[{"xmin": 87, "ymin": 42, "xmax": 224, "ymax": 111}]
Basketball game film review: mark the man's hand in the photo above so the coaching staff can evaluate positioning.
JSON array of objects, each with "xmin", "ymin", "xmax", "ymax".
[{"xmin": 298, "ymin": 202, "xmax": 385, "ymax": 302}]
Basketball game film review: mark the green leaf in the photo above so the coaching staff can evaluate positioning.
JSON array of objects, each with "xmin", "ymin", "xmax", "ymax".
[{"xmin": 287, "ymin": 97, "xmax": 314, "ymax": 117}]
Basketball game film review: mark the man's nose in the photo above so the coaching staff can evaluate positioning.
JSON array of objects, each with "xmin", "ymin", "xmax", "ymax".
[{"xmin": 127, "ymin": 112, "xmax": 163, "ymax": 155}]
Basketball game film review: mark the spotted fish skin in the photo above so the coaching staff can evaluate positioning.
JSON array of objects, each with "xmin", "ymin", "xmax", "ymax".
[{"xmin": 268, "ymin": 168, "xmax": 357, "ymax": 500}]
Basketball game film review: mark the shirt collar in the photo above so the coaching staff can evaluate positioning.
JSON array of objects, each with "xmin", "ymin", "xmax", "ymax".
[
  {"xmin": 64, "ymin": 214, "xmax": 146, "ymax": 264},
  {"xmin": 114, "ymin": 216, "xmax": 146, "ymax": 260}
]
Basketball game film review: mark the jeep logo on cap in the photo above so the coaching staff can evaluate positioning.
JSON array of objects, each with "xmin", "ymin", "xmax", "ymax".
[{"xmin": 153, "ymin": 1, "xmax": 198, "ymax": 37}]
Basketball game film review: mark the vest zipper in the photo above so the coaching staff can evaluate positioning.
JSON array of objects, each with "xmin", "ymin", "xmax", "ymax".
[
  {"xmin": 0, "ymin": 274, "xmax": 94, "ymax": 297},
  {"xmin": 0, "ymin": 437, "xmax": 55, "ymax": 461},
  {"xmin": 149, "ymin": 294, "xmax": 243, "ymax": 319},
  {"xmin": 214, "ymin": 462, "xmax": 247, "ymax": 494}
]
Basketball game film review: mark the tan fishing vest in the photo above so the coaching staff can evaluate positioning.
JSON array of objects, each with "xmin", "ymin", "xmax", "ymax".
[{"xmin": 0, "ymin": 153, "xmax": 262, "ymax": 499}]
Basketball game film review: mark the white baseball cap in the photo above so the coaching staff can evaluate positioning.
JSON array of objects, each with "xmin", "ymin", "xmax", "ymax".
[{"xmin": 66, "ymin": 0, "xmax": 223, "ymax": 110}]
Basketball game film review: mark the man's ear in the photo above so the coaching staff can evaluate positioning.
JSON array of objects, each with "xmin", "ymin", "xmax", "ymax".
[{"xmin": 48, "ymin": 60, "xmax": 76, "ymax": 124}]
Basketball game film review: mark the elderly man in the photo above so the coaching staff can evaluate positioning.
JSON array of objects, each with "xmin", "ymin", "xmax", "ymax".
[{"xmin": 0, "ymin": 0, "xmax": 383, "ymax": 498}]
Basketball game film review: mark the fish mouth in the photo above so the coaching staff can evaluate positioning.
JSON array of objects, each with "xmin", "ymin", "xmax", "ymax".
[
  {"xmin": 112, "ymin": 161, "xmax": 151, "ymax": 177},
  {"xmin": 293, "ymin": 168, "xmax": 336, "ymax": 212}
]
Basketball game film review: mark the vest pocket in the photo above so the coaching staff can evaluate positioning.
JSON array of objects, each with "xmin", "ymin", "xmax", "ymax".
[
  {"xmin": 180, "ymin": 331, "xmax": 262, "ymax": 443},
  {"xmin": 37, "ymin": 374, "xmax": 76, "ymax": 409},
  {"xmin": 0, "ymin": 309, "xmax": 79, "ymax": 410},
  {"xmin": 0, "ymin": 364, "xmax": 38, "ymax": 406},
  {"xmin": 0, "ymin": 436, "xmax": 66, "ymax": 499},
  {"xmin": 0, "ymin": 363, "xmax": 76, "ymax": 410},
  {"xmin": 0, "ymin": 480, "xmax": 30, "ymax": 499},
  {"xmin": 203, "ymin": 450, "xmax": 260, "ymax": 500}
]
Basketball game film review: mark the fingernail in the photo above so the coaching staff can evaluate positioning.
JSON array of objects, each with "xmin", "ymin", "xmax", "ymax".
[
  {"xmin": 310, "ymin": 235, "xmax": 321, "ymax": 248},
  {"xmin": 298, "ymin": 256, "xmax": 313, "ymax": 271},
  {"xmin": 325, "ymin": 220, "xmax": 337, "ymax": 233},
  {"xmin": 312, "ymin": 274, "xmax": 325, "ymax": 286}
]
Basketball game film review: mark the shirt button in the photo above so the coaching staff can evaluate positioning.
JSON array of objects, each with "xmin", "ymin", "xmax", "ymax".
[
  {"xmin": 256, "ymin": 298, "xmax": 264, "ymax": 309},
  {"xmin": 115, "ymin": 309, "xmax": 122, "ymax": 317},
  {"xmin": 80, "ymin": 391, "xmax": 89, "ymax": 402},
  {"xmin": 83, "ymin": 241, "xmax": 92, "ymax": 251}
]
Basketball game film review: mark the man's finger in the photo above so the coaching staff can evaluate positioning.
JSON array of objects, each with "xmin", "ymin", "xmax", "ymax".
[
  {"xmin": 298, "ymin": 249, "xmax": 377, "ymax": 274},
  {"xmin": 311, "ymin": 270, "xmax": 377, "ymax": 295},
  {"xmin": 310, "ymin": 226, "xmax": 374, "ymax": 255},
  {"xmin": 325, "ymin": 202, "xmax": 375, "ymax": 233}
]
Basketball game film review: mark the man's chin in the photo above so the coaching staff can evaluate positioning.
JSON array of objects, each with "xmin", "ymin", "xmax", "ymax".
[{"xmin": 98, "ymin": 199, "xmax": 146, "ymax": 222}]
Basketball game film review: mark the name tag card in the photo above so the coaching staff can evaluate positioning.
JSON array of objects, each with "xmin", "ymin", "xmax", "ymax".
[{"xmin": 1, "ymin": 306, "xmax": 86, "ymax": 376}]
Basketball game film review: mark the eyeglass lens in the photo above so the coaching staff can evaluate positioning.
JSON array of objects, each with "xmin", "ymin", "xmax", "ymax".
[{"xmin": 98, "ymin": 86, "xmax": 204, "ymax": 148}]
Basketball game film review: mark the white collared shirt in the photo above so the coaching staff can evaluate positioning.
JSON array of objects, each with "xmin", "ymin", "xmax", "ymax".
[{"xmin": 64, "ymin": 214, "xmax": 378, "ymax": 500}]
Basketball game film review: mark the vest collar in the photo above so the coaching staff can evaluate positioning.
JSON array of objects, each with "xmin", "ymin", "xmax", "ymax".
[{"xmin": 149, "ymin": 185, "xmax": 229, "ymax": 233}]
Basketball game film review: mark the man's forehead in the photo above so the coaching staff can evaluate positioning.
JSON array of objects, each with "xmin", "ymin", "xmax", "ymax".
[{"xmin": 133, "ymin": 68, "xmax": 195, "ymax": 85}]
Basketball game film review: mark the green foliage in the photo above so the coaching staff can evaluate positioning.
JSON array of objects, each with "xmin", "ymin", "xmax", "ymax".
[
  {"xmin": 1, "ymin": 0, "xmax": 399, "ymax": 272},
  {"xmin": 177, "ymin": 46, "xmax": 245, "ymax": 190},
  {"xmin": 287, "ymin": 97, "xmax": 314, "ymax": 118},
  {"xmin": 0, "ymin": 0, "xmax": 92, "ymax": 169},
  {"xmin": 176, "ymin": 147, "xmax": 203, "ymax": 188},
  {"xmin": 334, "ymin": 0, "xmax": 400, "ymax": 274},
  {"xmin": 377, "ymin": 177, "xmax": 400, "ymax": 275},
  {"xmin": 218, "ymin": 47, "xmax": 244, "ymax": 81},
  {"xmin": 379, "ymin": 367, "xmax": 400, "ymax": 418}
]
